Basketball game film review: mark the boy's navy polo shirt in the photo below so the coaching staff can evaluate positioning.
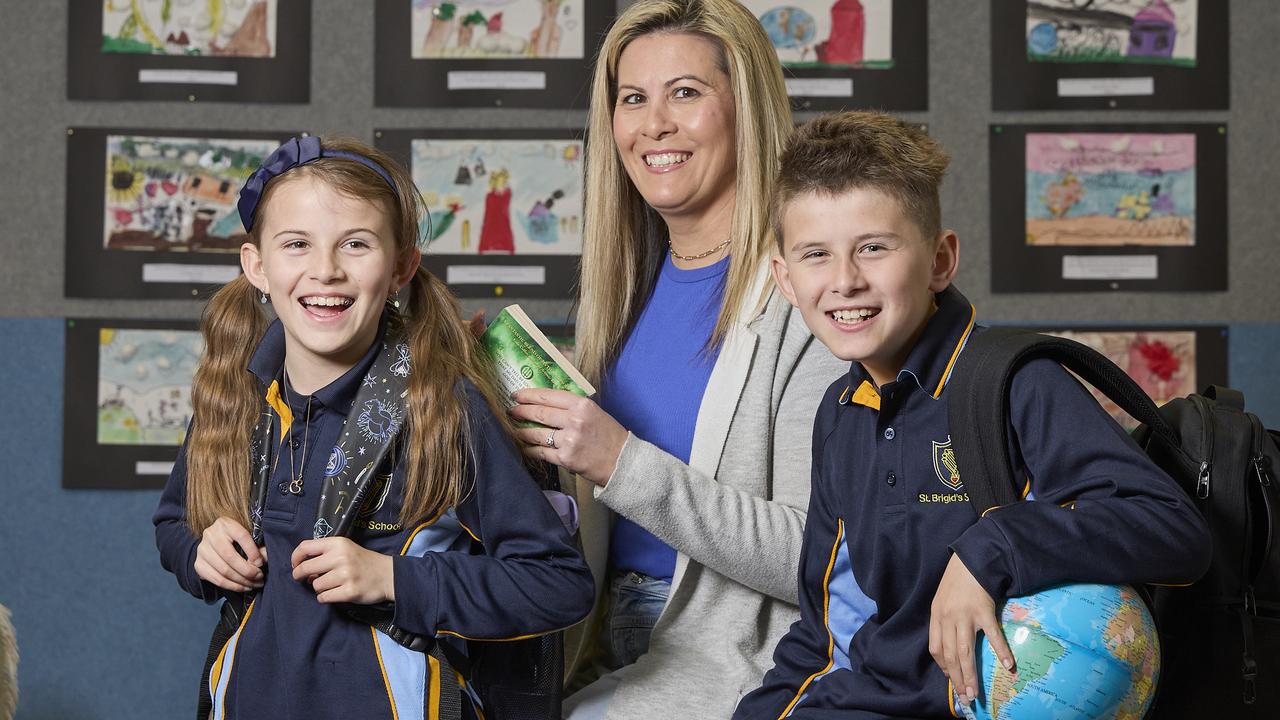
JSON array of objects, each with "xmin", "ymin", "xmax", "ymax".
[
  {"xmin": 735, "ymin": 285, "xmax": 1210, "ymax": 720},
  {"xmin": 154, "ymin": 317, "xmax": 594, "ymax": 719}
]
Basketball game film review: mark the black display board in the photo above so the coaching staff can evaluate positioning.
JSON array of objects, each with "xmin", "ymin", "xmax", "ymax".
[
  {"xmin": 68, "ymin": 0, "xmax": 311, "ymax": 103},
  {"xmin": 990, "ymin": 123, "xmax": 1227, "ymax": 293}
]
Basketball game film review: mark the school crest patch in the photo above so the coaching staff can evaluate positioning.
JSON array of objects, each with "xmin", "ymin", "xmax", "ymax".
[{"xmin": 932, "ymin": 437, "xmax": 963, "ymax": 491}]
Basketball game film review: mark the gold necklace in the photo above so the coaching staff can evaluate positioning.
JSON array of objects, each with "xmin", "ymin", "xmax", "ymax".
[
  {"xmin": 280, "ymin": 373, "xmax": 311, "ymax": 497},
  {"xmin": 668, "ymin": 237, "xmax": 731, "ymax": 262}
]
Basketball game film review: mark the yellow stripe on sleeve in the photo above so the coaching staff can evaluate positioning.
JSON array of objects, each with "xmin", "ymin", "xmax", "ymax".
[
  {"xmin": 370, "ymin": 627, "xmax": 401, "ymax": 720},
  {"xmin": 776, "ymin": 519, "xmax": 846, "ymax": 720}
]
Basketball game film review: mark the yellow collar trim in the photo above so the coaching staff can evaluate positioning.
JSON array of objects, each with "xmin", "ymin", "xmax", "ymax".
[
  {"xmin": 851, "ymin": 380, "xmax": 882, "ymax": 411},
  {"xmin": 265, "ymin": 380, "xmax": 293, "ymax": 441}
]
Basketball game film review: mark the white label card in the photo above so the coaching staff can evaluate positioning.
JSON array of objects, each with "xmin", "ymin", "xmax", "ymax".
[
  {"xmin": 446, "ymin": 265, "xmax": 546, "ymax": 285},
  {"xmin": 142, "ymin": 263, "xmax": 241, "ymax": 284},
  {"xmin": 1057, "ymin": 77, "xmax": 1155, "ymax": 97},
  {"xmin": 1062, "ymin": 255, "xmax": 1158, "ymax": 280},
  {"xmin": 138, "ymin": 69, "xmax": 239, "ymax": 86},
  {"xmin": 785, "ymin": 78, "xmax": 854, "ymax": 98},
  {"xmin": 447, "ymin": 72, "xmax": 546, "ymax": 90},
  {"xmin": 136, "ymin": 461, "xmax": 176, "ymax": 476}
]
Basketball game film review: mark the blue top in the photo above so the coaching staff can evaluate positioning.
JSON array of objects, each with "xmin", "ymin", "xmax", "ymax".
[
  {"xmin": 734, "ymin": 285, "xmax": 1211, "ymax": 719},
  {"xmin": 154, "ymin": 318, "xmax": 593, "ymax": 720},
  {"xmin": 600, "ymin": 255, "xmax": 729, "ymax": 581}
]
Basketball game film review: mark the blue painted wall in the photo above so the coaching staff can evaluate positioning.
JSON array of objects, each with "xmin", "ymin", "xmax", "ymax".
[{"xmin": 2, "ymin": 317, "xmax": 1279, "ymax": 718}]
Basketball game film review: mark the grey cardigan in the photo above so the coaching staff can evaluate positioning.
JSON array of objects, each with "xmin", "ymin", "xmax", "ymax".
[{"xmin": 564, "ymin": 280, "xmax": 846, "ymax": 719}]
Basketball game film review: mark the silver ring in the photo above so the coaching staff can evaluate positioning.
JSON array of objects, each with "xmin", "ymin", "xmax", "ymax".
[{"xmin": 544, "ymin": 430, "xmax": 556, "ymax": 448}]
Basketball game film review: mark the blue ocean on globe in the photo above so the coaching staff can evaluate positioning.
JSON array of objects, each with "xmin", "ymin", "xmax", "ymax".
[
  {"xmin": 965, "ymin": 583, "xmax": 1159, "ymax": 720},
  {"xmin": 758, "ymin": 7, "xmax": 816, "ymax": 50},
  {"xmin": 1028, "ymin": 22, "xmax": 1059, "ymax": 56}
]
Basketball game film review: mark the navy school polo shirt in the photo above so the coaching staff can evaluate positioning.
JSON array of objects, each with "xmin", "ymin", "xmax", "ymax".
[
  {"xmin": 154, "ymin": 318, "xmax": 593, "ymax": 719},
  {"xmin": 734, "ymin": 285, "xmax": 1209, "ymax": 719}
]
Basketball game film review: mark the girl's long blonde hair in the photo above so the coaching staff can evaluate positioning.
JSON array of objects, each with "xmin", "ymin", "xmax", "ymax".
[
  {"xmin": 184, "ymin": 137, "xmax": 514, "ymax": 534},
  {"xmin": 575, "ymin": 0, "xmax": 793, "ymax": 384}
]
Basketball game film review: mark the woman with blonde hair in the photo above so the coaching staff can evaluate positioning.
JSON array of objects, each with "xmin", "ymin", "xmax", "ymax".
[{"xmin": 508, "ymin": 1, "xmax": 845, "ymax": 717}]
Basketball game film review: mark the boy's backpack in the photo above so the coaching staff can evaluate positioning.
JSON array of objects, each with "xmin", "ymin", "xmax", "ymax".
[{"xmin": 947, "ymin": 328, "xmax": 1280, "ymax": 718}]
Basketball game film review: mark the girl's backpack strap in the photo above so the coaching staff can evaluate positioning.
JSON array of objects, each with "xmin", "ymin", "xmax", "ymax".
[{"xmin": 947, "ymin": 328, "xmax": 1180, "ymax": 516}]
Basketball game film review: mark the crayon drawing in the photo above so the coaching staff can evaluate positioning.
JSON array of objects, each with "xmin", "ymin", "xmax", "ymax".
[
  {"xmin": 741, "ymin": 0, "xmax": 893, "ymax": 70},
  {"xmin": 1026, "ymin": 0, "xmax": 1197, "ymax": 67},
  {"xmin": 411, "ymin": 139, "xmax": 584, "ymax": 256},
  {"xmin": 411, "ymin": 0, "xmax": 585, "ymax": 59},
  {"xmin": 101, "ymin": 0, "xmax": 278, "ymax": 57},
  {"xmin": 103, "ymin": 134, "xmax": 278, "ymax": 253},
  {"xmin": 1025, "ymin": 132, "xmax": 1195, "ymax": 247},
  {"xmin": 98, "ymin": 328, "xmax": 203, "ymax": 446},
  {"xmin": 1045, "ymin": 330, "xmax": 1196, "ymax": 430}
]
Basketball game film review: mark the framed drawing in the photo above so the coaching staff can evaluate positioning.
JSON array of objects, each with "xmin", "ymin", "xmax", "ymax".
[
  {"xmin": 63, "ymin": 318, "xmax": 202, "ymax": 489},
  {"xmin": 989, "ymin": 124, "xmax": 1227, "ymax": 293},
  {"xmin": 375, "ymin": 1, "xmax": 610, "ymax": 108},
  {"xmin": 377, "ymin": 128, "xmax": 584, "ymax": 299},
  {"xmin": 992, "ymin": 0, "xmax": 1228, "ymax": 110},
  {"xmin": 65, "ymin": 127, "xmax": 299, "ymax": 299},
  {"xmin": 68, "ymin": 0, "xmax": 310, "ymax": 103},
  {"xmin": 1018, "ymin": 325, "xmax": 1228, "ymax": 430},
  {"xmin": 740, "ymin": 0, "xmax": 927, "ymax": 111}
]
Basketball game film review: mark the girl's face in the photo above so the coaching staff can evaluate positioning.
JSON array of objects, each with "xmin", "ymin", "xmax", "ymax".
[{"xmin": 241, "ymin": 174, "xmax": 419, "ymax": 385}]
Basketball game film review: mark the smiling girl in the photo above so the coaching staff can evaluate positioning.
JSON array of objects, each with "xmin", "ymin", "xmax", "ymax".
[{"xmin": 153, "ymin": 136, "xmax": 592, "ymax": 720}]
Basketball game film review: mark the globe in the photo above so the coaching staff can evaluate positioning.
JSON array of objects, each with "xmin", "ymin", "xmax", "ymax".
[{"xmin": 967, "ymin": 583, "xmax": 1160, "ymax": 720}]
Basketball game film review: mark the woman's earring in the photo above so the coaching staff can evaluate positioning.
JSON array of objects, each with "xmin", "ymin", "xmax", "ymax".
[{"xmin": 260, "ymin": 291, "xmax": 270, "ymax": 304}]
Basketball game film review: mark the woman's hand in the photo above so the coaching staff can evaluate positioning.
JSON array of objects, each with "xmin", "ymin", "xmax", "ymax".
[
  {"xmin": 195, "ymin": 516, "xmax": 267, "ymax": 593},
  {"xmin": 509, "ymin": 388, "xmax": 629, "ymax": 487},
  {"xmin": 290, "ymin": 537, "xmax": 395, "ymax": 604},
  {"xmin": 928, "ymin": 553, "xmax": 1015, "ymax": 705}
]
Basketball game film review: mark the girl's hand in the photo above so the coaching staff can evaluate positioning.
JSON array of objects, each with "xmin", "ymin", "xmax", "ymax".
[
  {"xmin": 195, "ymin": 516, "xmax": 267, "ymax": 593},
  {"xmin": 290, "ymin": 537, "xmax": 395, "ymax": 604},
  {"xmin": 508, "ymin": 388, "xmax": 628, "ymax": 487},
  {"xmin": 928, "ymin": 553, "xmax": 1015, "ymax": 706}
]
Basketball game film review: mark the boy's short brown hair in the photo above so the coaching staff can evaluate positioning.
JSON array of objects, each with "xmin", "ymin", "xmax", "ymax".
[{"xmin": 772, "ymin": 111, "xmax": 950, "ymax": 252}]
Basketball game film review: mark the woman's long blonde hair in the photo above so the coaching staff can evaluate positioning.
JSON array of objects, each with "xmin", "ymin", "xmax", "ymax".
[
  {"xmin": 575, "ymin": 0, "xmax": 793, "ymax": 383},
  {"xmin": 184, "ymin": 137, "xmax": 514, "ymax": 534}
]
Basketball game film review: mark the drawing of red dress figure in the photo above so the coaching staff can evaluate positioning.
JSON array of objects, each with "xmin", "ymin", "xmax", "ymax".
[
  {"xmin": 817, "ymin": 0, "xmax": 865, "ymax": 67},
  {"xmin": 478, "ymin": 169, "xmax": 515, "ymax": 255},
  {"xmin": 530, "ymin": 0, "xmax": 564, "ymax": 58}
]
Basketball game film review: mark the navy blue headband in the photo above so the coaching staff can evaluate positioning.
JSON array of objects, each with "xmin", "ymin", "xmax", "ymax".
[{"xmin": 237, "ymin": 136, "xmax": 398, "ymax": 231}]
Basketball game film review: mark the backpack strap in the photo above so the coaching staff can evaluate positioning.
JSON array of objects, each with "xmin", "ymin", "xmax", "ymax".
[{"xmin": 948, "ymin": 328, "xmax": 1181, "ymax": 515}]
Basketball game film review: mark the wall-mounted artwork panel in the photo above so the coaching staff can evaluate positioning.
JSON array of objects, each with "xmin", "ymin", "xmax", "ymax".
[
  {"xmin": 989, "ymin": 124, "xmax": 1227, "ymax": 292},
  {"xmin": 992, "ymin": 0, "xmax": 1227, "ymax": 110},
  {"xmin": 375, "ymin": 1, "xmax": 610, "ymax": 108},
  {"xmin": 68, "ymin": 0, "xmax": 310, "ymax": 102},
  {"xmin": 377, "ymin": 128, "xmax": 584, "ymax": 299},
  {"xmin": 740, "ymin": 0, "xmax": 927, "ymax": 111},
  {"xmin": 65, "ymin": 127, "xmax": 299, "ymax": 299},
  {"xmin": 63, "ymin": 318, "xmax": 202, "ymax": 489}
]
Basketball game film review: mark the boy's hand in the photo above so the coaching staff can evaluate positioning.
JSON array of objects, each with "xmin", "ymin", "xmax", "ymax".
[
  {"xmin": 290, "ymin": 537, "xmax": 395, "ymax": 604},
  {"xmin": 929, "ymin": 553, "xmax": 1016, "ymax": 706}
]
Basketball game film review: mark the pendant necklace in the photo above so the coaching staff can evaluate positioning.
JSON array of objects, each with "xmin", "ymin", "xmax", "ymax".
[{"xmin": 279, "ymin": 372, "xmax": 311, "ymax": 497}]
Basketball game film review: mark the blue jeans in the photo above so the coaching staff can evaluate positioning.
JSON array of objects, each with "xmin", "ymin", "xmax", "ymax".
[{"xmin": 603, "ymin": 570, "xmax": 670, "ymax": 671}]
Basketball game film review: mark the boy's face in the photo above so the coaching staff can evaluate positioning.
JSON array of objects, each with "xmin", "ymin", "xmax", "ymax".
[{"xmin": 773, "ymin": 188, "xmax": 958, "ymax": 387}]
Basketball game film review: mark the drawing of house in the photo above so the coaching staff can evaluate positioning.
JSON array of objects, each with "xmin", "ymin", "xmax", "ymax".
[{"xmin": 1127, "ymin": 0, "xmax": 1177, "ymax": 58}]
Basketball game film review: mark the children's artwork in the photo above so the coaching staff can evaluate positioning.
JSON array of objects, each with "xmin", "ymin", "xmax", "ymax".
[
  {"xmin": 101, "ymin": 0, "xmax": 278, "ymax": 57},
  {"xmin": 97, "ymin": 328, "xmax": 203, "ymax": 446},
  {"xmin": 1043, "ymin": 330, "xmax": 1196, "ymax": 429},
  {"xmin": 741, "ymin": 0, "xmax": 893, "ymax": 69},
  {"xmin": 410, "ymin": 0, "xmax": 585, "ymax": 59},
  {"xmin": 1026, "ymin": 0, "xmax": 1197, "ymax": 67},
  {"xmin": 103, "ymin": 134, "xmax": 277, "ymax": 253},
  {"xmin": 411, "ymin": 139, "xmax": 583, "ymax": 256},
  {"xmin": 1025, "ymin": 132, "xmax": 1195, "ymax": 247}
]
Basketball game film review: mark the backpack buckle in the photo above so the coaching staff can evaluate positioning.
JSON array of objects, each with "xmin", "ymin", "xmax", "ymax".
[{"xmin": 1242, "ymin": 652, "xmax": 1258, "ymax": 705}]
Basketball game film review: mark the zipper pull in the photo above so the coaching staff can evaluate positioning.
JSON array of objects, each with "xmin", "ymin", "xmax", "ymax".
[
  {"xmin": 1254, "ymin": 454, "xmax": 1272, "ymax": 488},
  {"xmin": 1196, "ymin": 461, "xmax": 1212, "ymax": 499}
]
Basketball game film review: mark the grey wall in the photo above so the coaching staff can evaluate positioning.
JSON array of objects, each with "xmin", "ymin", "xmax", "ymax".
[{"xmin": 1, "ymin": 2, "xmax": 1277, "ymax": 718}]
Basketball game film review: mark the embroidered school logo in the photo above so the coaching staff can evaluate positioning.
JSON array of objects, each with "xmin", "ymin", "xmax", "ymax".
[
  {"xmin": 358, "ymin": 472, "xmax": 394, "ymax": 518},
  {"xmin": 932, "ymin": 437, "xmax": 963, "ymax": 491},
  {"xmin": 357, "ymin": 398, "xmax": 403, "ymax": 445}
]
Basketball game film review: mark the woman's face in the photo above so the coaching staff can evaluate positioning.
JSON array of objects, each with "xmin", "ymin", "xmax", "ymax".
[{"xmin": 612, "ymin": 32, "xmax": 738, "ymax": 225}]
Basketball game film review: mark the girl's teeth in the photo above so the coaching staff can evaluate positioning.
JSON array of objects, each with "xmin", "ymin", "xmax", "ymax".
[{"xmin": 303, "ymin": 297, "xmax": 352, "ymax": 307}]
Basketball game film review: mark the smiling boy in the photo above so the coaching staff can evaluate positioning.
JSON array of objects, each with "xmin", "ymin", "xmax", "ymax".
[{"xmin": 733, "ymin": 112, "xmax": 1209, "ymax": 719}]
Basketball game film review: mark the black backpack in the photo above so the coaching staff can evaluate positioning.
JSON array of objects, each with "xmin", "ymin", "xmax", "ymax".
[{"xmin": 947, "ymin": 328, "xmax": 1280, "ymax": 718}]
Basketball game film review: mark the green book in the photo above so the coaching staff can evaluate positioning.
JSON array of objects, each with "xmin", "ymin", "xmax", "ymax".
[{"xmin": 482, "ymin": 305, "xmax": 595, "ymax": 413}]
